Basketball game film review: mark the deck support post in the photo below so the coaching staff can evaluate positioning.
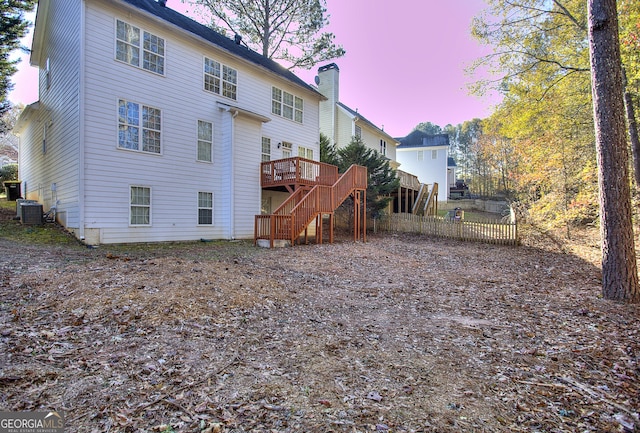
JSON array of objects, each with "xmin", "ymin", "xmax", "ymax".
[{"xmin": 363, "ymin": 190, "xmax": 367, "ymax": 243}]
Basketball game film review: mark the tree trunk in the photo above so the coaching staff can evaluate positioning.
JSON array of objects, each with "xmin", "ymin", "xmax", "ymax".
[
  {"xmin": 587, "ymin": 0, "xmax": 640, "ymax": 302},
  {"xmin": 623, "ymin": 69, "xmax": 640, "ymax": 189}
]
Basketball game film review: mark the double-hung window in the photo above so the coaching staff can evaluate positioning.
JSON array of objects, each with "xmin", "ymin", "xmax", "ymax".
[
  {"xmin": 197, "ymin": 120, "xmax": 213, "ymax": 162},
  {"xmin": 204, "ymin": 58, "xmax": 237, "ymax": 100},
  {"xmin": 130, "ymin": 186, "xmax": 151, "ymax": 225},
  {"xmin": 198, "ymin": 192, "xmax": 214, "ymax": 225},
  {"xmin": 380, "ymin": 139, "xmax": 387, "ymax": 156},
  {"xmin": 116, "ymin": 20, "xmax": 165, "ymax": 75},
  {"xmin": 118, "ymin": 99, "xmax": 161, "ymax": 154},
  {"xmin": 261, "ymin": 137, "xmax": 271, "ymax": 162},
  {"xmin": 271, "ymin": 87, "xmax": 303, "ymax": 123}
]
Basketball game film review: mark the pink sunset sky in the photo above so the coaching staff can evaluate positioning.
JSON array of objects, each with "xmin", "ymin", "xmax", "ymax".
[{"xmin": 9, "ymin": 0, "xmax": 500, "ymax": 138}]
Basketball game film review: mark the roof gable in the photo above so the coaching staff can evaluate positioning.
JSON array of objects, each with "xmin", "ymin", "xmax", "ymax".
[
  {"xmin": 337, "ymin": 102, "xmax": 398, "ymax": 144},
  {"xmin": 118, "ymin": 0, "xmax": 320, "ymax": 97}
]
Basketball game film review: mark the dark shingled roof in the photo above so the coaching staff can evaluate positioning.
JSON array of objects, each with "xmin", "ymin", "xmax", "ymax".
[
  {"xmin": 397, "ymin": 131, "xmax": 450, "ymax": 148},
  {"xmin": 121, "ymin": 0, "xmax": 321, "ymax": 97}
]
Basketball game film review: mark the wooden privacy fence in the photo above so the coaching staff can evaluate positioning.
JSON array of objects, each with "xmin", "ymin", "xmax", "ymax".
[{"xmin": 380, "ymin": 213, "xmax": 518, "ymax": 246}]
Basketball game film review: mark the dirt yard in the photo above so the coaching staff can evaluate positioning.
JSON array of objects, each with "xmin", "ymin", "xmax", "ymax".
[{"xmin": 0, "ymin": 208, "xmax": 639, "ymax": 432}]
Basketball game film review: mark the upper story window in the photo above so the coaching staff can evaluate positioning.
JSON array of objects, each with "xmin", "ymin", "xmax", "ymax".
[
  {"xmin": 197, "ymin": 120, "xmax": 213, "ymax": 162},
  {"xmin": 118, "ymin": 99, "xmax": 162, "ymax": 154},
  {"xmin": 417, "ymin": 150, "xmax": 424, "ymax": 161},
  {"xmin": 431, "ymin": 150, "xmax": 438, "ymax": 159},
  {"xmin": 204, "ymin": 58, "xmax": 237, "ymax": 100},
  {"xmin": 380, "ymin": 139, "xmax": 387, "ymax": 156},
  {"xmin": 116, "ymin": 20, "xmax": 165, "ymax": 75},
  {"xmin": 354, "ymin": 125, "xmax": 362, "ymax": 139},
  {"xmin": 272, "ymin": 87, "xmax": 303, "ymax": 123}
]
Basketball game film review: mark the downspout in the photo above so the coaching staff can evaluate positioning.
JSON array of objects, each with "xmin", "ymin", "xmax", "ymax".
[
  {"xmin": 230, "ymin": 110, "xmax": 238, "ymax": 239},
  {"xmin": 78, "ymin": 1, "xmax": 86, "ymax": 241}
]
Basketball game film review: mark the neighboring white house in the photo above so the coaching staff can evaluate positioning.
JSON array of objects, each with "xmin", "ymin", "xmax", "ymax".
[
  {"xmin": 395, "ymin": 131, "xmax": 451, "ymax": 202},
  {"xmin": 317, "ymin": 63, "xmax": 399, "ymax": 167},
  {"xmin": 15, "ymin": 0, "xmax": 324, "ymax": 244}
]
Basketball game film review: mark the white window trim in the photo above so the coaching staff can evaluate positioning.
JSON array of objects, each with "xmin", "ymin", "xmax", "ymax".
[
  {"xmin": 117, "ymin": 98, "xmax": 163, "ymax": 155},
  {"xmin": 281, "ymin": 141, "xmax": 293, "ymax": 158},
  {"xmin": 115, "ymin": 19, "xmax": 165, "ymax": 76},
  {"xmin": 203, "ymin": 57, "xmax": 238, "ymax": 100},
  {"xmin": 197, "ymin": 191, "xmax": 214, "ymax": 226},
  {"xmin": 130, "ymin": 185, "xmax": 151, "ymax": 226},
  {"xmin": 197, "ymin": 119, "xmax": 214, "ymax": 163},
  {"xmin": 261, "ymin": 137, "xmax": 271, "ymax": 162},
  {"xmin": 271, "ymin": 87, "xmax": 303, "ymax": 123}
]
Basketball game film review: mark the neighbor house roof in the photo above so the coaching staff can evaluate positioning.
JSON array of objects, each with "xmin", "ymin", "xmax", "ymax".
[
  {"xmin": 448, "ymin": 157, "xmax": 457, "ymax": 167},
  {"xmin": 337, "ymin": 102, "xmax": 399, "ymax": 144},
  {"xmin": 397, "ymin": 131, "xmax": 450, "ymax": 149}
]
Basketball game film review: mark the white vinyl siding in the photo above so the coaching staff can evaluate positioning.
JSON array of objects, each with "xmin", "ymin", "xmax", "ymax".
[
  {"xmin": 197, "ymin": 120, "xmax": 213, "ymax": 162},
  {"xmin": 118, "ymin": 99, "xmax": 162, "ymax": 154},
  {"xmin": 204, "ymin": 57, "xmax": 237, "ymax": 100},
  {"xmin": 130, "ymin": 186, "xmax": 151, "ymax": 225},
  {"xmin": 116, "ymin": 19, "xmax": 165, "ymax": 75},
  {"xmin": 21, "ymin": 0, "xmax": 322, "ymax": 244},
  {"xmin": 198, "ymin": 191, "xmax": 213, "ymax": 225}
]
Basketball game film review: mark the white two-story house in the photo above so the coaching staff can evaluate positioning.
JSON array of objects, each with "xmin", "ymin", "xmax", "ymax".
[
  {"xmin": 396, "ymin": 131, "xmax": 452, "ymax": 204},
  {"xmin": 15, "ymin": 0, "xmax": 325, "ymax": 244}
]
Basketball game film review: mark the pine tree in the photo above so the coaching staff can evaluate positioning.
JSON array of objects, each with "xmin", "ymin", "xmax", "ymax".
[
  {"xmin": 588, "ymin": 0, "xmax": 639, "ymax": 302},
  {"xmin": 337, "ymin": 137, "xmax": 399, "ymax": 219},
  {"xmin": 0, "ymin": 0, "xmax": 36, "ymax": 116}
]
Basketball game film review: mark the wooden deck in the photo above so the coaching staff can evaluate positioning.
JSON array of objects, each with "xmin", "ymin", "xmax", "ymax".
[
  {"xmin": 256, "ymin": 158, "xmax": 367, "ymax": 247},
  {"xmin": 260, "ymin": 157, "xmax": 340, "ymax": 192}
]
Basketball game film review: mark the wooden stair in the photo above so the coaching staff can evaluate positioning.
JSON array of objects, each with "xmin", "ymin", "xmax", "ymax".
[
  {"xmin": 255, "ymin": 164, "xmax": 367, "ymax": 247},
  {"xmin": 412, "ymin": 182, "xmax": 439, "ymax": 216}
]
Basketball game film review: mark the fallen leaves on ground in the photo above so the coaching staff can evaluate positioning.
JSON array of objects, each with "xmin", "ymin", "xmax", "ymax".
[{"xmin": 0, "ymin": 224, "xmax": 638, "ymax": 432}]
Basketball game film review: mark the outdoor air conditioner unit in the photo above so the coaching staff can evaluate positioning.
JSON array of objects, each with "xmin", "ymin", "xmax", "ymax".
[
  {"xmin": 16, "ymin": 199, "xmax": 37, "ymax": 218},
  {"xmin": 21, "ymin": 203, "xmax": 43, "ymax": 225}
]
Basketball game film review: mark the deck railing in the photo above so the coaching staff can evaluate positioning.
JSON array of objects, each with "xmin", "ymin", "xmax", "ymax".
[
  {"xmin": 397, "ymin": 169, "xmax": 421, "ymax": 190},
  {"xmin": 260, "ymin": 157, "xmax": 339, "ymax": 188},
  {"xmin": 255, "ymin": 163, "xmax": 367, "ymax": 246}
]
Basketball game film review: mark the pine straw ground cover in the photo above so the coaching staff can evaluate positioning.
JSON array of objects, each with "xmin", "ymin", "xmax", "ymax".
[{"xmin": 0, "ymin": 214, "xmax": 639, "ymax": 432}]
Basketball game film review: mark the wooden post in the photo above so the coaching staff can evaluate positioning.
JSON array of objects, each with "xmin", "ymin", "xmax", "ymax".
[
  {"xmin": 363, "ymin": 189, "xmax": 367, "ymax": 243},
  {"xmin": 329, "ymin": 213, "xmax": 334, "ymax": 244}
]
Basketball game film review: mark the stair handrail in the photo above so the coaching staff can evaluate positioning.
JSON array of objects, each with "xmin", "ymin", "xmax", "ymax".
[
  {"xmin": 255, "ymin": 163, "xmax": 367, "ymax": 245},
  {"xmin": 412, "ymin": 183, "xmax": 428, "ymax": 215}
]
